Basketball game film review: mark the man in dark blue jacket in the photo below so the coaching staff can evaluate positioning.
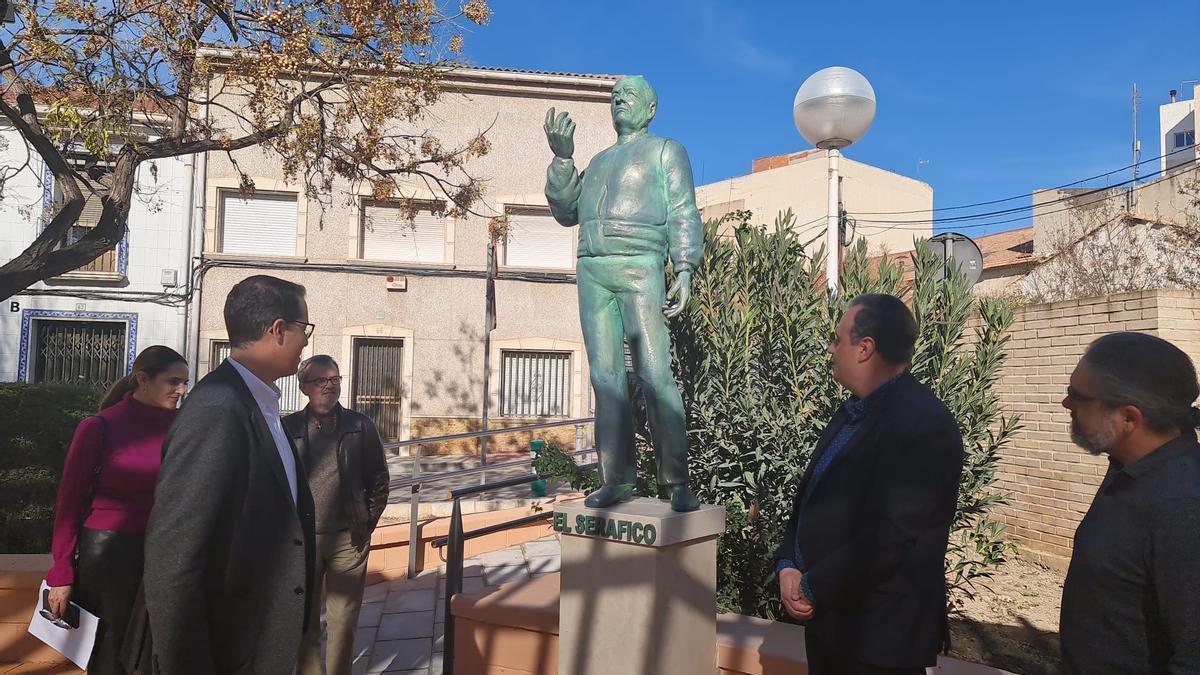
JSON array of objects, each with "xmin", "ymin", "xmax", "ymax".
[{"xmin": 774, "ymin": 294, "xmax": 963, "ymax": 674}]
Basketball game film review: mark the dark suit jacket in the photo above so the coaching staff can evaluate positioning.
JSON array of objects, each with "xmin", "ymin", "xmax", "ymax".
[
  {"xmin": 774, "ymin": 371, "xmax": 964, "ymax": 669},
  {"xmin": 283, "ymin": 404, "xmax": 390, "ymax": 548},
  {"xmin": 144, "ymin": 361, "xmax": 316, "ymax": 675}
]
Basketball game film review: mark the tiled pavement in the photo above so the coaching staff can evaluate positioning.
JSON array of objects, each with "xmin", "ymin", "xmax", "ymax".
[{"xmin": 350, "ymin": 534, "xmax": 562, "ymax": 674}]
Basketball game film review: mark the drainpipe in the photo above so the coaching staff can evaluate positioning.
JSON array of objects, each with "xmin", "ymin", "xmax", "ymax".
[
  {"xmin": 178, "ymin": 152, "xmax": 196, "ymax": 359},
  {"xmin": 184, "ymin": 84, "xmax": 210, "ymax": 383}
]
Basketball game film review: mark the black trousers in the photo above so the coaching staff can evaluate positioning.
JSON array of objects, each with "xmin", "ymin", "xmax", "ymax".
[
  {"xmin": 806, "ymin": 636, "xmax": 926, "ymax": 675},
  {"xmin": 74, "ymin": 528, "xmax": 144, "ymax": 675}
]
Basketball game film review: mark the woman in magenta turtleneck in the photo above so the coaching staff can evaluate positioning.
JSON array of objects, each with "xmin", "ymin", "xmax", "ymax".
[{"xmin": 46, "ymin": 345, "xmax": 188, "ymax": 675}]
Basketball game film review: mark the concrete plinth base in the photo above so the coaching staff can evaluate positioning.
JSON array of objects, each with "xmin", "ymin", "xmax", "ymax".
[{"xmin": 555, "ymin": 497, "xmax": 725, "ymax": 675}]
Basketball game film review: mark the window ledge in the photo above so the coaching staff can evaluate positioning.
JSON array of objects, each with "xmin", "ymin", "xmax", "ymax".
[
  {"xmin": 500, "ymin": 265, "xmax": 577, "ymax": 274},
  {"xmin": 205, "ymin": 252, "xmax": 308, "ymax": 263},
  {"xmin": 49, "ymin": 270, "xmax": 126, "ymax": 284},
  {"xmin": 348, "ymin": 259, "xmax": 456, "ymax": 271}
]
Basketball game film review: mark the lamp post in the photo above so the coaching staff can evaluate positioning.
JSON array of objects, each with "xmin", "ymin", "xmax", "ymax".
[{"xmin": 793, "ymin": 67, "xmax": 876, "ymax": 294}]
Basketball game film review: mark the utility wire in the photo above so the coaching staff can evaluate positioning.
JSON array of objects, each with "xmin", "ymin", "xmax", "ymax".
[
  {"xmin": 17, "ymin": 256, "xmax": 580, "ymax": 306},
  {"xmin": 851, "ymin": 144, "xmax": 1198, "ymax": 216},
  {"xmin": 853, "ymin": 161, "xmax": 1198, "ymax": 232}
]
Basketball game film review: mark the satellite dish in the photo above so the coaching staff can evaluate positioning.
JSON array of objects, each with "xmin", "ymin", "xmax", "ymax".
[{"xmin": 929, "ymin": 232, "xmax": 983, "ymax": 287}]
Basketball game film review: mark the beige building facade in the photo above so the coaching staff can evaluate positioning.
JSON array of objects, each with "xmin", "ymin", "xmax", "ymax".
[
  {"xmin": 193, "ymin": 66, "xmax": 620, "ymax": 453},
  {"xmin": 695, "ymin": 149, "xmax": 933, "ymax": 255}
]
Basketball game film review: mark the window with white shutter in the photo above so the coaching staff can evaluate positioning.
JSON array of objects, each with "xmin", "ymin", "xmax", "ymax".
[
  {"xmin": 219, "ymin": 191, "xmax": 298, "ymax": 256},
  {"xmin": 504, "ymin": 209, "xmax": 574, "ymax": 270},
  {"xmin": 360, "ymin": 200, "xmax": 446, "ymax": 263}
]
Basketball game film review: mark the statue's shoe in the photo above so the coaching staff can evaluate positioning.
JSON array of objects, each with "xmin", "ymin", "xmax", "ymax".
[
  {"xmin": 584, "ymin": 484, "xmax": 635, "ymax": 508},
  {"xmin": 668, "ymin": 484, "xmax": 701, "ymax": 512}
]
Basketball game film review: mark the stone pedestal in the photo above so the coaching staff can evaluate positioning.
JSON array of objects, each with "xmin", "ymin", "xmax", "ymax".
[{"xmin": 555, "ymin": 498, "xmax": 725, "ymax": 675}]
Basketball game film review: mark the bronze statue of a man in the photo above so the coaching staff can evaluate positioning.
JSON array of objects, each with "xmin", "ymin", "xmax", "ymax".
[{"xmin": 544, "ymin": 75, "xmax": 702, "ymax": 512}]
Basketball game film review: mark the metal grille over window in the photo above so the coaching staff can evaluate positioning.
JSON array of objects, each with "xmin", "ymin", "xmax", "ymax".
[
  {"xmin": 504, "ymin": 208, "xmax": 574, "ymax": 269},
  {"xmin": 500, "ymin": 350, "xmax": 571, "ymax": 417},
  {"xmin": 351, "ymin": 338, "xmax": 404, "ymax": 441},
  {"xmin": 34, "ymin": 320, "xmax": 127, "ymax": 390},
  {"xmin": 360, "ymin": 201, "xmax": 446, "ymax": 263},
  {"xmin": 219, "ymin": 192, "xmax": 298, "ymax": 256},
  {"xmin": 211, "ymin": 341, "xmax": 304, "ymax": 413}
]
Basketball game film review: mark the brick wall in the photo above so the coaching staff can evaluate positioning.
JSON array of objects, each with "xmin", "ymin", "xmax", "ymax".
[{"xmin": 991, "ymin": 289, "xmax": 1200, "ymax": 568}]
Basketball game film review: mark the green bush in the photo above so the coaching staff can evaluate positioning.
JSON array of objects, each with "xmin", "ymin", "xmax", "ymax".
[
  {"xmin": 0, "ymin": 383, "xmax": 99, "ymax": 553},
  {"xmin": 536, "ymin": 210, "xmax": 1020, "ymax": 618}
]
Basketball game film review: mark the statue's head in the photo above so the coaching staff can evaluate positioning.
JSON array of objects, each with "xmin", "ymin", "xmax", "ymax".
[{"xmin": 611, "ymin": 76, "xmax": 657, "ymax": 135}]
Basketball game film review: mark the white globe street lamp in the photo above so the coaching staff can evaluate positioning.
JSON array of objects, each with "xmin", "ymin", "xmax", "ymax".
[{"xmin": 793, "ymin": 67, "xmax": 876, "ymax": 293}]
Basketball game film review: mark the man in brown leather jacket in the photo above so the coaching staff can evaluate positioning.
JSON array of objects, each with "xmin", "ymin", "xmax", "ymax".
[{"xmin": 285, "ymin": 355, "xmax": 390, "ymax": 675}]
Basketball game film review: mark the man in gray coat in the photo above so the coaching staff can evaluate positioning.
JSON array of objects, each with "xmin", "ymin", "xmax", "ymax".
[{"xmin": 144, "ymin": 275, "xmax": 316, "ymax": 674}]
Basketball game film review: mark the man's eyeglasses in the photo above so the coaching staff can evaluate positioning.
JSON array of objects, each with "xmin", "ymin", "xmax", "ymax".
[
  {"xmin": 1065, "ymin": 386, "xmax": 1098, "ymax": 404},
  {"xmin": 287, "ymin": 320, "xmax": 316, "ymax": 338},
  {"xmin": 303, "ymin": 376, "xmax": 343, "ymax": 388}
]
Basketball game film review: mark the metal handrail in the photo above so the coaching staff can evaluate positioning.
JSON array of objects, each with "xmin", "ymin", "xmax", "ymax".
[
  {"xmin": 388, "ymin": 416, "xmax": 594, "ymax": 584},
  {"xmin": 382, "ymin": 416, "xmax": 594, "ymax": 450},
  {"xmin": 389, "ymin": 449, "xmax": 595, "ymax": 491},
  {"xmin": 429, "ymin": 511, "xmax": 554, "ymax": 550},
  {"xmin": 393, "ymin": 448, "xmax": 594, "ymax": 581},
  {"xmin": 432, "ymin": 465, "xmax": 594, "ymax": 675},
  {"xmin": 446, "ymin": 471, "xmax": 560, "ymax": 500}
]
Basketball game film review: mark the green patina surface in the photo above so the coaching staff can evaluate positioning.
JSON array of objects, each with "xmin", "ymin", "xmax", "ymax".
[{"xmin": 543, "ymin": 76, "xmax": 702, "ymax": 512}]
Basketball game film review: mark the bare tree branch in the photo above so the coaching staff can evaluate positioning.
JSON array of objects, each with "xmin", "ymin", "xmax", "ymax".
[{"xmin": 0, "ymin": 0, "xmax": 496, "ymax": 299}]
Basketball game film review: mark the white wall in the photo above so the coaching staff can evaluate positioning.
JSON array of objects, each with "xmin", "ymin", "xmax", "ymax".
[
  {"xmin": 1159, "ymin": 85, "xmax": 1197, "ymax": 174},
  {"xmin": 696, "ymin": 153, "xmax": 933, "ymax": 256},
  {"xmin": 0, "ymin": 127, "xmax": 193, "ymax": 384}
]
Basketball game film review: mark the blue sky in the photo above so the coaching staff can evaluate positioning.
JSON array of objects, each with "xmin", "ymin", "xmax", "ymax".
[{"xmin": 461, "ymin": 0, "xmax": 1199, "ymax": 237}]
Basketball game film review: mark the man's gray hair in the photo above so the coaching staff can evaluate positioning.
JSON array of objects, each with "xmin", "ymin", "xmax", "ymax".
[
  {"xmin": 298, "ymin": 354, "xmax": 339, "ymax": 383},
  {"xmin": 1082, "ymin": 332, "xmax": 1200, "ymax": 434}
]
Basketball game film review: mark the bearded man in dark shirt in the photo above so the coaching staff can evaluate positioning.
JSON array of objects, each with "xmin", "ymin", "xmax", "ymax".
[{"xmin": 1059, "ymin": 332, "xmax": 1200, "ymax": 674}]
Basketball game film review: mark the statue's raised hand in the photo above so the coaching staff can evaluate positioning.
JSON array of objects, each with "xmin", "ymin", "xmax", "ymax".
[{"xmin": 544, "ymin": 107, "xmax": 575, "ymax": 159}]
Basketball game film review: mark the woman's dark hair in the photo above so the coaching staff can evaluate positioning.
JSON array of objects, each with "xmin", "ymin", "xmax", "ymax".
[
  {"xmin": 99, "ymin": 345, "xmax": 187, "ymax": 410},
  {"xmin": 1082, "ymin": 332, "xmax": 1200, "ymax": 434}
]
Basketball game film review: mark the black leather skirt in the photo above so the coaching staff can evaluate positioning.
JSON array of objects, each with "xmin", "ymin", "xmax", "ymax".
[{"xmin": 74, "ymin": 528, "xmax": 145, "ymax": 675}]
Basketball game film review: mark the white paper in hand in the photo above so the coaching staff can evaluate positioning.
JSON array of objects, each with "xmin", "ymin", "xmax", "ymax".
[{"xmin": 27, "ymin": 580, "xmax": 99, "ymax": 669}]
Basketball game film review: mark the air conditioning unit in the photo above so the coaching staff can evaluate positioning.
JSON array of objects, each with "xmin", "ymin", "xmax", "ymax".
[{"xmin": 385, "ymin": 275, "xmax": 407, "ymax": 292}]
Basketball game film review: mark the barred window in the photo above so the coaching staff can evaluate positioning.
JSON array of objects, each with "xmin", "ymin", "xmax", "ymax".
[
  {"xmin": 351, "ymin": 338, "xmax": 404, "ymax": 441},
  {"xmin": 33, "ymin": 320, "xmax": 127, "ymax": 390},
  {"xmin": 500, "ymin": 350, "xmax": 571, "ymax": 417}
]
